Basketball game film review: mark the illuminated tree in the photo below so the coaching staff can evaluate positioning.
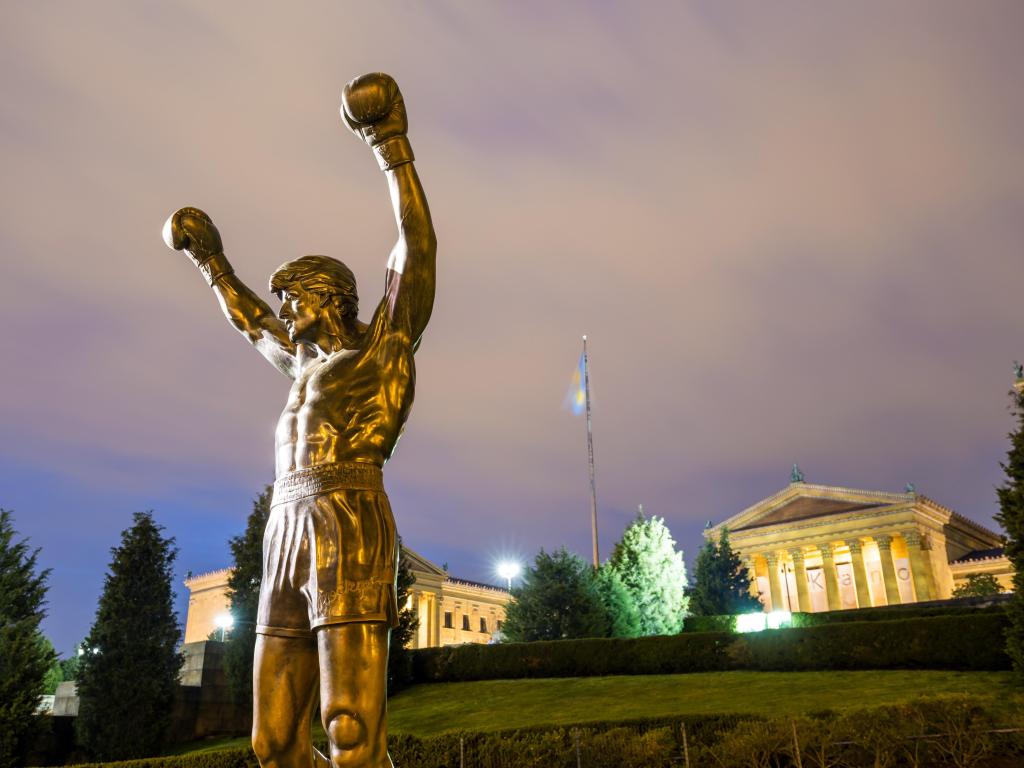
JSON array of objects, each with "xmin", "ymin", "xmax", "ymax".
[
  {"xmin": 224, "ymin": 486, "xmax": 272, "ymax": 707},
  {"xmin": 502, "ymin": 548, "xmax": 611, "ymax": 641},
  {"xmin": 76, "ymin": 512, "xmax": 180, "ymax": 760},
  {"xmin": 687, "ymin": 527, "xmax": 762, "ymax": 616},
  {"xmin": 995, "ymin": 386, "xmax": 1024, "ymax": 678},
  {"xmin": 0, "ymin": 509, "xmax": 53, "ymax": 768},
  {"xmin": 605, "ymin": 514, "xmax": 688, "ymax": 636}
]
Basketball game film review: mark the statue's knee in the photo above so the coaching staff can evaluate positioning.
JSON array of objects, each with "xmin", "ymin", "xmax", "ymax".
[
  {"xmin": 251, "ymin": 727, "xmax": 281, "ymax": 765},
  {"xmin": 327, "ymin": 709, "xmax": 367, "ymax": 759}
]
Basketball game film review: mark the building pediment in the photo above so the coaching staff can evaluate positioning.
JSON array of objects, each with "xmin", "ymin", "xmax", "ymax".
[
  {"xmin": 711, "ymin": 483, "xmax": 915, "ymax": 537},
  {"xmin": 402, "ymin": 545, "xmax": 448, "ymax": 579}
]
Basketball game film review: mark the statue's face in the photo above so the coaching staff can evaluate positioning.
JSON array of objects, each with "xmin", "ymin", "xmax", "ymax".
[{"xmin": 277, "ymin": 285, "xmax": 323, "ymax": 344}]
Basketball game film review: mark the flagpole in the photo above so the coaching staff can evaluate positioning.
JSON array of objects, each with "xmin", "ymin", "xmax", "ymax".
[{"xmin": 582, "ymin": 335, "xmax": 600, "ymax": 569}]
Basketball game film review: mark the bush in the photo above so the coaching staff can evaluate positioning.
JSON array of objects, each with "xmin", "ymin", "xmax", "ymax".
[{"xmin": 412, "ymin": 613, "xmax": 1010, "ymax": 683}]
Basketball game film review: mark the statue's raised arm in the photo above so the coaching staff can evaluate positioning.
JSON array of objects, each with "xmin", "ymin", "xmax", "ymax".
[
  {"xmin": 162, "ymin": 207, "xmax": 299, "ymax": 377},
  {"xmin": 341, "ymin": 73, "xmax": 437, "ymax": 348}
]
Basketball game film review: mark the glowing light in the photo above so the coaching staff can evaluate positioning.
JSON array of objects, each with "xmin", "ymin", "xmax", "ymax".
[
  {"xmin": 214, "ymin": 612, "xmax": 235, "ymax": 630},
  {"xmin": 766, "ymin": 611, "xmax": 792, "ymax": 629},
  {"xmin": 736, "ymin": 613, "xmax": 767, "ymax": 633},
  {"xmin": 496, "ymin": 560, "xmax": 522, "ymax": 589}
]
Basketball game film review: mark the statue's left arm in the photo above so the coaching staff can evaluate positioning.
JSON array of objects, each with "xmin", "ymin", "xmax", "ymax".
[{"xmin": 342, "ymin": 73, "xmax": 437, "ymax": 346}]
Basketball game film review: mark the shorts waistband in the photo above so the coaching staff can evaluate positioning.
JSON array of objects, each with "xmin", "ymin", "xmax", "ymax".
[{"xmin": 272, "ymin": 462, "xmax": 384, "ymax": 506}]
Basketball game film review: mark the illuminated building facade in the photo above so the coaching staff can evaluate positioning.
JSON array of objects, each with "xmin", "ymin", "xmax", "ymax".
[
  {"xmin": 706, "ymin": 480, "xmax": 1014, "ymax": 612},
  {"xmin": 183, "ymin": 546, "xmax": 510, "ymax": 647}
]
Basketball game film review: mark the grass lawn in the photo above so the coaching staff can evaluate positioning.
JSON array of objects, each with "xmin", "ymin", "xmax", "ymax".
[
  {"xmin": 387, "ymin": 670, "xmax": 1024, "ymax": 737},
  {"xmin": 173, "ymin": 670, "xmax": 1021, "ymax": 753}
]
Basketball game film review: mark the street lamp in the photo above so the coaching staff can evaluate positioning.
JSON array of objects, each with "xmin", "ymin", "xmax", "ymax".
[
  {"xmin": 214, "ymin": 612, "xmax": 234, "ymax": 642},
  {"xmin": 496, "ymin": 560, "xmax": 521, "ymax": 591}
]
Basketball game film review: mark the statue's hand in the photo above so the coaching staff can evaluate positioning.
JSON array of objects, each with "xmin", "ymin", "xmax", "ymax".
[
  {"xmin": 341, "ymin": 72, "xmax": 408, "ymax": 149},
  {"xmin": 162, "ymin": 207, "xmax": 224, "ymax": 262}
]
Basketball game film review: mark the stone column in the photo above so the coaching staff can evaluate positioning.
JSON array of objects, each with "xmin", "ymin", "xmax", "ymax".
[
  {"xmin": 819, "ymin": 543, "xmax": 842, "ymax": 611},
  {"xmin": 431, "ymin": 592, "xmax": 442, "ymax": 646},
  {"xmin": 765, "ymin": 552, "xmax": 783, "ymax": 611},
  {"xmin": 789, "ymin": 548, "xmax": 812, "ymax": 613},
  {"xmin": 903, "ymin": 529, "xmax": 933, "ymax": 602},
  {"xmin": 846, "ymin": 539, "xmax": 872, "ymax": 608},
  {"xmin": 874, "ymin": 535, "xmax": 902, "ymax": 605}
]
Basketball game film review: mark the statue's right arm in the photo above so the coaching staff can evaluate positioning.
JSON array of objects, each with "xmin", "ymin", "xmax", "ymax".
[{"xmin": 163, "ymin": 207, "xmax": 297, "ymax": 378}]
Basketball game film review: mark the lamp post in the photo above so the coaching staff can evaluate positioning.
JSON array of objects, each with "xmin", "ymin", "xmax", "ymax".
[
  {"xmin": 496, "ymin": 561, "xmax": 521, "ymax": 591},
  {"xmin": 214, "ymin": 612, "xmax": 234, "ymax": 642}
]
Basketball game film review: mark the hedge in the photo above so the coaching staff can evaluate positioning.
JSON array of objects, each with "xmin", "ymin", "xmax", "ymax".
[
  {"xmin": 682, "ymin": 600, "xmax": 1009, "ymax": 633},
  {"xmin": 411, "ymin": 613, "xmax": 1011, "ymax": 683}
]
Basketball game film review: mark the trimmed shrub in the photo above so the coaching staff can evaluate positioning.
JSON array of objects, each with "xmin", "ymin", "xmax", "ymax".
[{"xmin": 412, "ymin": 613, "xmax": 1010, "ymax": 683}]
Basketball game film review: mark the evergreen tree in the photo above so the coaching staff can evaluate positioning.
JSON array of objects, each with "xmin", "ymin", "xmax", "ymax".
[
  {"xmin": 76, "ymin": 512, "xmax": 181, "ymax": 760},
  {"xmin": 995, "ymin": 387, "xmax": 1024, "ymax": 678},
  {"xmin": 223, "ymin": 486, "xmax": 271, "ymax": 707},
  {"xmin": 387, "ymin": 539, "xmax": 419, "ymax": 694},
  {"xmin": 686, "ymin": 527, "xmax": 762, "ymax": 616},
  {"xmin": 0, "ymin": 509, "xmax": 54, "ymax": 768},
  {"xmin": 951, "ymin": 573, "xmax": 1003, "ymax": 599},
  {"xmin": 502, "ymin": 548, "xmax": 612, "ymax": 641},
  {"xmin": 594, "ymin": 565, "xmax": 642, "ymax": 638},
  {"xmin": 605, "ymin": 513, "xmax": 688, "ymax": 636}
]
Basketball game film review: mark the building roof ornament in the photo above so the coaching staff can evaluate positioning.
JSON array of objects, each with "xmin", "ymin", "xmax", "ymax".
[
  {"xmin": 791, "ymin": 463, "xmax": 805, "ymax": 483},
  {"xmin": 1013, "ymin": 360, "xmax": 1023, "ymax": 381}
]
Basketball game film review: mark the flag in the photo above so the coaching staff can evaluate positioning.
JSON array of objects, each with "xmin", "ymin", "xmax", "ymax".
[{"xmin": 566, "ymin": 351, "xmax": 586, "ymax": 415}]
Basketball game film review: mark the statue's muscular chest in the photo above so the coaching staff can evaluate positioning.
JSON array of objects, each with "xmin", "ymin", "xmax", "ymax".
[{"xmin": 275, "ymin": 350, "xmax": 367, "ymax": 450}]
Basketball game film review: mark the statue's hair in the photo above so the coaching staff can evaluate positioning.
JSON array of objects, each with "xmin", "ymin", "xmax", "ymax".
[{"xmin": 269, "ymin": 255, "xmax": 358, "ymax": 318}]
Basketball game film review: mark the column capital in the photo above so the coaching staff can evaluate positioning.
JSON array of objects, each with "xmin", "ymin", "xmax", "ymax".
[
  {"xmin": 846, "ymin": 539, "xmax": 864, "ymax": 555},
  {"xmin": 789, "ymin": 548, "xmax": 805, "ymax": 564},
  {"xmin": 765, "ymin": 551, "xmax": 779, "ymax": 566},
  {"xmin": 875, "ymin": 534, "xmax": 893, "ymax": 551},
  {"xmin": 903, "ymin": 529, "xmax": 924, "ymax": 548},
  {"xmin": 819, "ymin": 542, "xmax": 836, "ymax": 561}
]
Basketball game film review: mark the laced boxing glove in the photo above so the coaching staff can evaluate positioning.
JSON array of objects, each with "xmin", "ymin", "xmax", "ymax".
[
  {"xmin": 341, "ymin": 72, "xmax": 414, "ymax": 171},
  {"xmin": 162, "ymin": 207, "xmax": 234, "ymax": 287}
]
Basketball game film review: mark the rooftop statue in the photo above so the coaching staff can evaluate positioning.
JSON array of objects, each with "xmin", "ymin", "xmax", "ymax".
[
  {"xmin": 163, "ymin": 72, "xmax": 435, "ymax": 768},
  {"xmin": 791, "ymin": 463, "xmax": 805, "ymax": 483}
]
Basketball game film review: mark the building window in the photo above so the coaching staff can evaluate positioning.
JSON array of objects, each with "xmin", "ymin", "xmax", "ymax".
[
  {"xmin": 462, "ymin": 615, "xmax": 470, "ymax": 631},
  {"xmin": 480, "ymin": 618, "xmax": 488, "ymax": 633},
  {"xmin": 443, "ymin": 612, "xmax": 452, "ymax": 629}
]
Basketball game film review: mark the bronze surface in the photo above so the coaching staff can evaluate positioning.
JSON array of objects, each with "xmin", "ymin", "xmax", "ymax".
[{"xmin": 164, "ymin": 72, "xmax": 435, "ymax": 767}]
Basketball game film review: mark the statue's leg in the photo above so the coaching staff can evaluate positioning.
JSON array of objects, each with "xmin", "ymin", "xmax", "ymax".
[
  {"xmin": 252, "ymin": 633, "xmax": 320, "ymax": 768},
  {"xmin": 317, "ymin": 622, "xmax": 392, "ymax": 768}
]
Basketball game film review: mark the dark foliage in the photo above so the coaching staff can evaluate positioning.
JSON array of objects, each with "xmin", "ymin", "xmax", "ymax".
[
  {"xmin": 0, "ymin": 509, "xmax": 53, "ymax": 768},
  {"xmin": 223, "ymin": 486, "xmax": 271, "ymax": 707},
  {"xmin": 412, "ymin": 612, "xmax": 1010, "ymax": 683},
  {"xmin": 387, "ymin": 539, "xmax": 420, "ymax": 694},
  {"xmin": 501, "ymin": 548, "xmax": 612, "ymax": 642},
  {"xmin": 995, "ymin": 388, "xmax": 1024, "ymax": 678},
  {"xmin": 686, "ymin": 527, "xmax": 762, "ymax": 617},
  {"xmin": 952, "ymin": 573, "xmax": 1003, "ymax": 598},
  {"xmin": 75, "ymin": 512, "xmax": 181, "ymax": 761}
]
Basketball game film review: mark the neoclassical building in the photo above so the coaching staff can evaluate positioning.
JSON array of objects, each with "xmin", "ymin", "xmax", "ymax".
[
  {"xmin": 706, "ymin": 478, "xmax": 1013, "ymax": 613},
  {"xmin": 183, "ymin": 546, "xmax": 510, "ymax": 647}
]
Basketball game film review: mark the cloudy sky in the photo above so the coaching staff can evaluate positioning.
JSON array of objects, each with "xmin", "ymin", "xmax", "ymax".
[{"xmin": 2, "ymin": 2, "xmax": 1022, "ymax": 656}]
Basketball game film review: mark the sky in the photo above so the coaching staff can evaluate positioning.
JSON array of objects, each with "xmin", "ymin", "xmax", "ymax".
[{"xmin": 1, "ymin": 1, "xmax": 1023, "ymax": 657}]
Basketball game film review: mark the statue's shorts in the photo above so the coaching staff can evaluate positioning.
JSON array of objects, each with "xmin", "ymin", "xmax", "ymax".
[{"xmin": 255, "ymin": 462, "xmax": 399, "ymax": 639}]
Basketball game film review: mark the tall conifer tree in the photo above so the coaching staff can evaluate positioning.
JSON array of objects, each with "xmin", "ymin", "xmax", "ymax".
[
  {"xmin": 686, "ymin": 527, "xmax": 762, "ymax": 616},
  {"xmin": 996, "ymin": 386, "xmax": 1024, "ymax": 677},
  {"xmin": 0, "ymin": 509, "xmax": 53, "ymax": 768},
  {"xmin": 224, "ymin": 486, "xmax": 271, "ymax": 708},
  {"xmin": 387, "ymin": 539, "xmax": 419, "ymax": 693},
  {"xmin": 605, "ymin": 514, "xmax": 688, "ymax": 636},
  {"xmin": 76, "ymin": 512, "xmax": 181, "ymax": 760},
  {"xmin": 502, "ymin": 548, "xmax": 612, "ymax": 641}
]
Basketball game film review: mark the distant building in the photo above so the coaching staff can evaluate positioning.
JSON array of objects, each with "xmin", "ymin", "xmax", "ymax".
[
  {"xmin": 183, "ymin": 546, "xmax": 510, "ymax": 647},
  {"xmin": 706, "ymin": 480, "xmax": 1014, "ymax": 612}
]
